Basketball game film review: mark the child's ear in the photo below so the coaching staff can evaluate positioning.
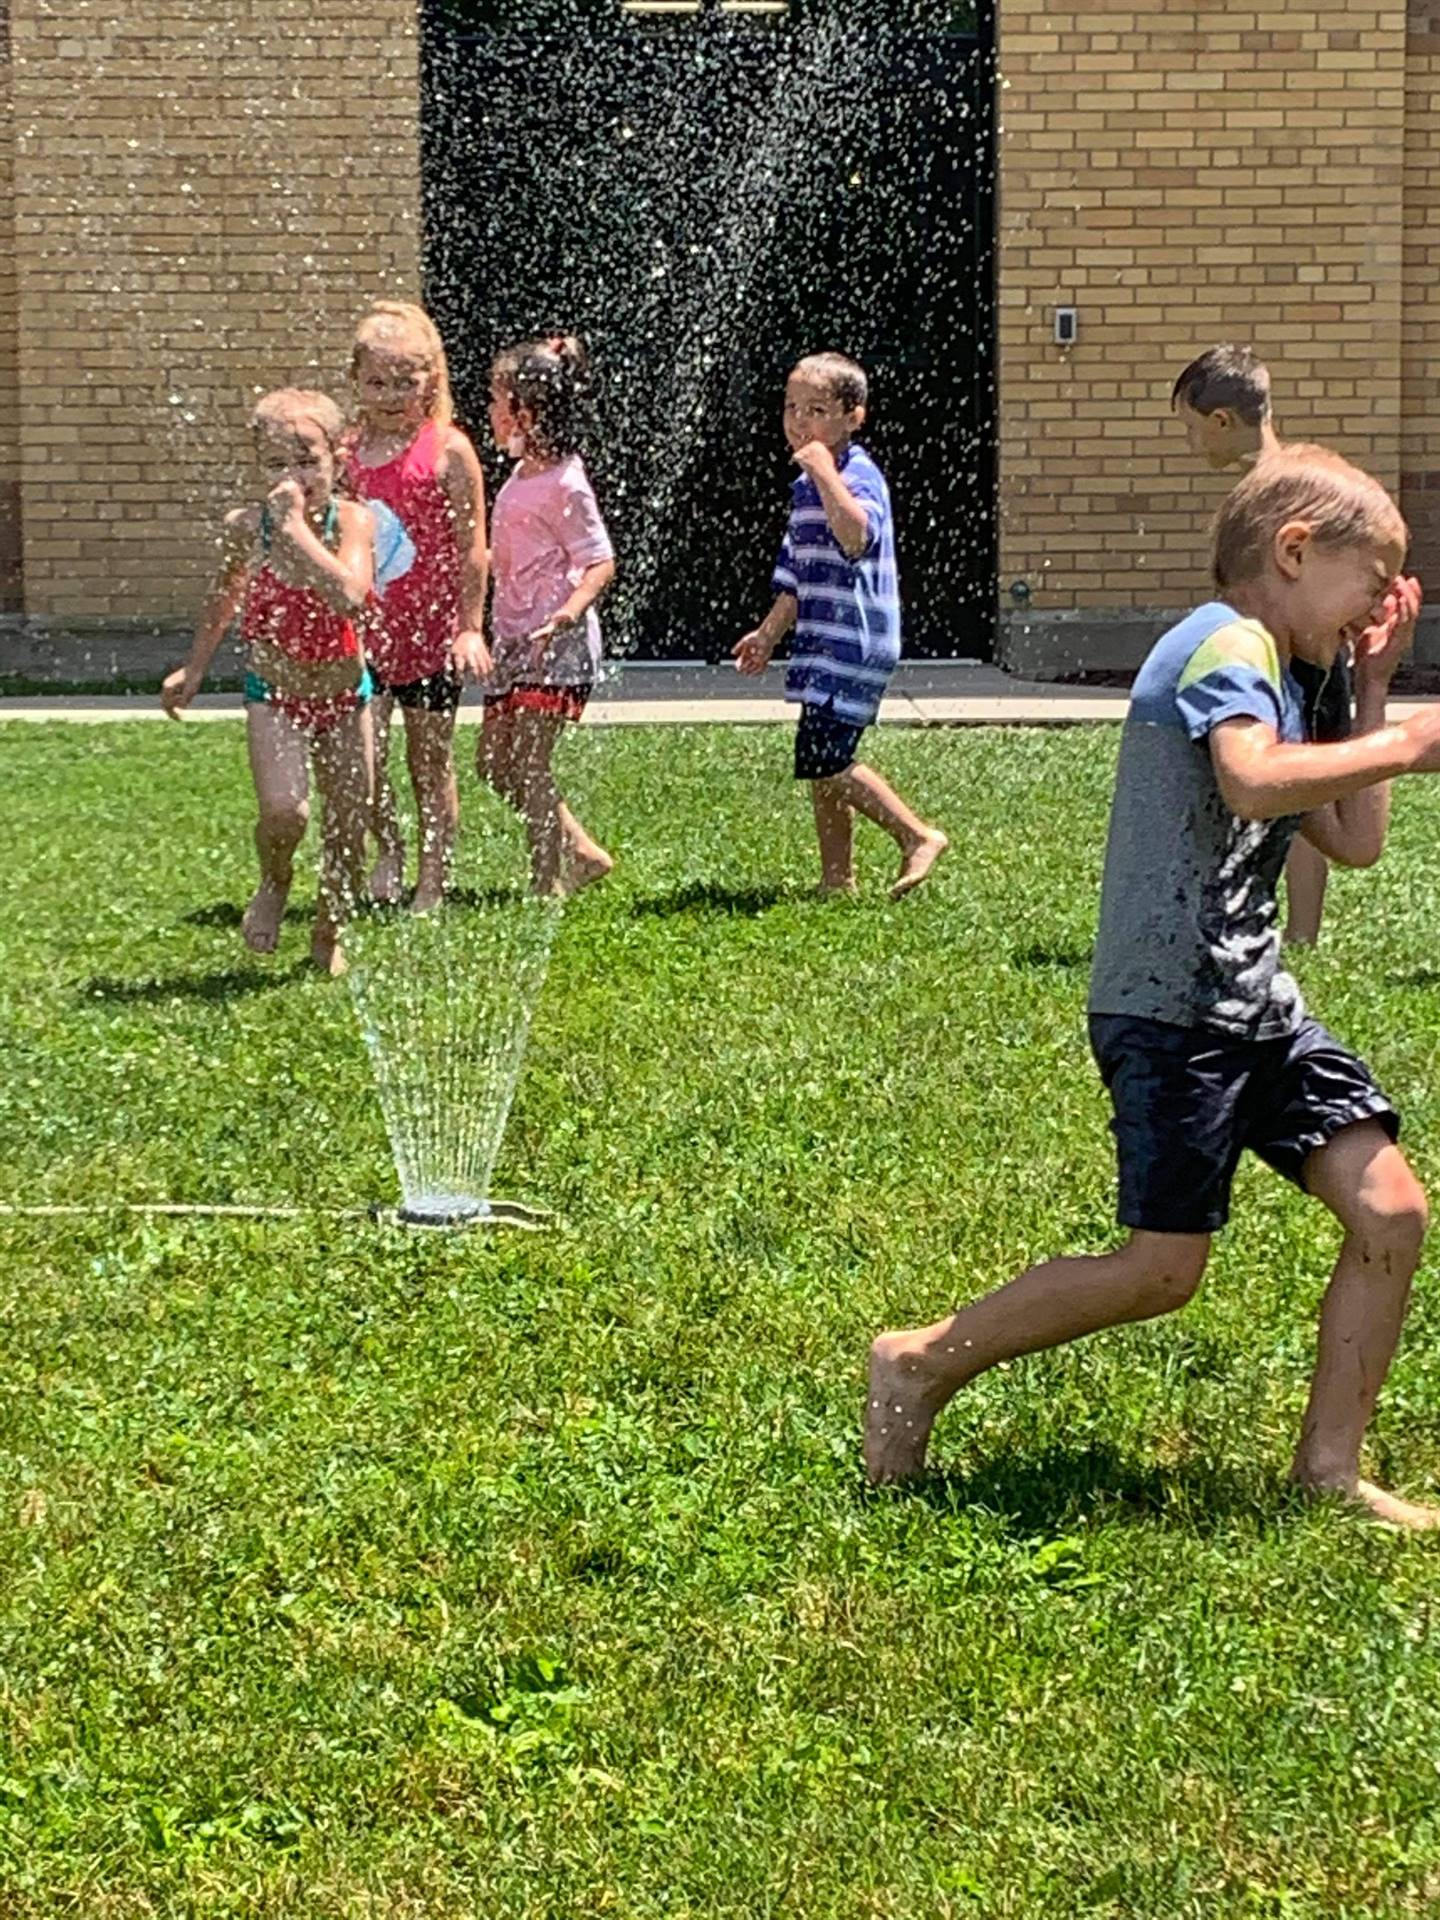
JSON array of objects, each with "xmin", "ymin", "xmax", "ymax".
[
  {"xmin": 1274, "ymin": 519, "xmax": 1312, "ymax": 580},
  {"xmin": 851, "ymin": 404, "xmax": 867, "ymax": 431}
]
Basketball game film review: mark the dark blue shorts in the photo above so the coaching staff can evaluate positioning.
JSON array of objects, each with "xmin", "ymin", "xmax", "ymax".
[
  {"xmin": 794, "ymin": 701, "xmax": 867, "ymax": 781},
  {"xmin": 1088, "ymin": 1013, "xmax": 1398, "ymax": 1235}
]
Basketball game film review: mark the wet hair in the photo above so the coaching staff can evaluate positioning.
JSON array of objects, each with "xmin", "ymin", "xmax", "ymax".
[
  {"xmin": 492, "ymin": 333, "xmax": 591, "ymax": 458},
  {"xmin": 249, "ymin": 387, "xmax": 345, "ymax": 450},
  {"xmin": 1212, "ymin": 443, "xmax": 1407, "ymax": 590},
  {"xmin": 1171, "ymin": 344, "xmax": 1271, "ymax": 426},
  {"xmin": 792, "ymin": 352, "xmax": 868, "ymax": 413},
  {"xmin": 351, "ymin": 300, "xmax": 454, "ymax": 429}
]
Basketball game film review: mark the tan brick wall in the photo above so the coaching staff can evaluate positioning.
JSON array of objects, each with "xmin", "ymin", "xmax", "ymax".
[
  {"xmin": 997, "ymin": 1, "xmax": 1410, "ymax": 626},
  {"xmin": 1402, "ymin": 0, "xmax": 1440, "ymax": 579},
  {"xmin": 8, "ymin": 0, "xmax": 420, "ymax": 623},
  {"xmin": 0, "ymin": 0, "xmax": 21, "ymax": 611}
]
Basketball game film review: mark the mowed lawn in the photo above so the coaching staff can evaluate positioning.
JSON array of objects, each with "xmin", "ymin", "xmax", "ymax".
[{"xmin": 6, "ymin": 718, "xmax": 1440, "ymax": 1918}]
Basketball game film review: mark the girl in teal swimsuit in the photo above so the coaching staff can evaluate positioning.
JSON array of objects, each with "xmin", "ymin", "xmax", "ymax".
[{"xmin": 162, "ymin": 389, "xmax": 377, "ymax": 974}]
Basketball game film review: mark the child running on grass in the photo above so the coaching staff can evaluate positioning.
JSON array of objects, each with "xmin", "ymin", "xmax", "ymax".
[
  {"xmin": 474, "ymin": 334, "xmax": 616, "ymax": 897},
  {"xmin": 867, "ymin": 445, "xmax": 1440, "ymax": 1530},
  {"xmin": 733, "ymin": 353, "xmax": 947, "ymax": 898},
  {"xmin": 161, "ymin": 389, "xmax": 375, "ymax": 975},
  {"xmin": 346, "ymin": 300, "xmax": 490, "ymax": 912},
  {"xmin": 1173, "ymin": 344, "xmax": 1351, "ymax": 947}
]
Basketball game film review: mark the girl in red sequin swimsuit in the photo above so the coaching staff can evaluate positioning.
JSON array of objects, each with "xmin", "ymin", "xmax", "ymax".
[
  {"xmin": 162, "ymin": 390, "xmax": 376, "ymax": 975},
  {"xmin": 345, "ymin": 302, "xmax": 490, "ymax": 913}
]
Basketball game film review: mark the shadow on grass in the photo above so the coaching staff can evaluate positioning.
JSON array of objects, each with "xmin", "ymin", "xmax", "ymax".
[
  {"xmin": 1010, "ymin": 944, "xmax": 1093, "ymax": 972},
  {"xmin": 630, "ymin": 881, "xmax": 794, "ymax": 920},
  {"xmin": 184, "ymin": 900, "xmax": 313, "ymax": 930},
  {"xmin": 885, "ymin": 1441, "xmax": 1275, "ymax": 1535},
  {"xmin": 83, "ymin": 962, "xmax": 310, "ymax": 1004},
  {"xmin": 1389, "ymin": 966, "xmax": 1440, "ymax": 990}
]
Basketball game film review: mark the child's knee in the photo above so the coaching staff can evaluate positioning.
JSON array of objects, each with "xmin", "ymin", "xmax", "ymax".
[
  {"xmin": 258, "ymin": 799, "xmax": 308, "ymax": 846},
  {"xmin": 1121, "ymin": 1233, "xmax": 1209, "ymax": 1316},
  {"xmin": 1353, "ymin": 1172, "xmax": 1428, "ymax": 1271}
]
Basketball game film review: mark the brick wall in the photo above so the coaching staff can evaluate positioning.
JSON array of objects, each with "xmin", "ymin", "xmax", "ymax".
[
  {"xmin": 0, "ymin": 1, "xmax": 21, "ymax": 611},
  {"xmin": 7, "ymin": 0, "xmax": 420, "ymax": 625},
  {"xmin": 997, "ymin": 1, "xmax": 1411, "ymax": 649},
  {"xmin": 1402, "ymin": 0, "xmax": 1440, "ymax": 581}
]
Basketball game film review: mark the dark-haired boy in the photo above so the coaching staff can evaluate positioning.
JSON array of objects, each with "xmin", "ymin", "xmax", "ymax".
[{"xmin": 1173, "ymin": 344, "xmax": 1348, "ymax": 945}]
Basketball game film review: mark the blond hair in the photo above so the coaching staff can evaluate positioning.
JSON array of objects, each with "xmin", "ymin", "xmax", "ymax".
[
  {"xmin": 351, "ymin": 300, "xmax": 454, "ymax": 428},
  {"xmin": 1212, "ymin": 443, "xmax": 1407, "ymax": 589},
  {"xmin": 249, "ymin": 387, "xmax": 346, "ymax": 448}
]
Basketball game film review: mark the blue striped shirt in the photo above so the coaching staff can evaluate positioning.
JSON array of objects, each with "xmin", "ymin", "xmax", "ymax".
[{"xmin": 772, "ymin": 443, "xmax": 901, "ymax": 726}]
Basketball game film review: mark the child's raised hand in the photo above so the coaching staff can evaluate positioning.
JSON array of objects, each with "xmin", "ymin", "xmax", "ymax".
[
  {"xmin": 732, "ymin": 629, "xmax": 773, "ymax": 676},
  {"xmin": 265, "ymin": 477, "xmax": 307, "ymax": 526},
  {"xmin": 161, "ymin": 664, "xmax": 201, "ymax": 718},
  {"xmin": 792, "ymin": 440, "xmax": 838, "ymax": 483},
  {"xmin": 452, "ymin": 629, "xmax": 492, "ymax": 682},
  {"xmin": 1354, "ymin": 574, "xmax": 1423, "ymax": 685}
]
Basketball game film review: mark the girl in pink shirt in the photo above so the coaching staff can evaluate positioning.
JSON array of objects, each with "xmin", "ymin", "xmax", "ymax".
[{"xmin": 480, "ymin": 335, "xmax": 616, "ymax": 896}]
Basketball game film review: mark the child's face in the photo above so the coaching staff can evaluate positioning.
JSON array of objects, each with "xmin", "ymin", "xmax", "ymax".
[
  {"xmin": 1176, "ymin": 399, "xmax": 1249, "ymax": 471},
  {"xmin": 1283, "ymin": 532, "xmax": 1403, "ymax": 666},
  {"xmin": 488, "ymin": 377, "xmax": 519, "ymax": 450},
  {"xmin": 254, "ymin": 416, "xmax": 334, "ymax": 511},
  {"xmin": 355, "ymin": 346, "xmax": 433, "ymax": 436},
  {"xmin": 784, "ymin": 375, "xmax": 862, "ymax": 456}
]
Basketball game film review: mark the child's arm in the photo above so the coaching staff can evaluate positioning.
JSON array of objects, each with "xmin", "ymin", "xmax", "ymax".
[
  {"xmin": 793, "ymin": 442, "xmax": 871, "ymax": 559},
  {"xmin": 441, "ymin": 428, "xmax": 492, "ymax": 679},
  {"xmin": 733, "ymin": 593, "xmax": 797, "ymax": 675},
  {"xmin": 1210, "ymin": 580, "xmax": 1440, "ymax": 840},
  {"xmin": 161, "ymin": 509, "xmax": 254, "ymax": 716},
  {"xmin": 526, "ymin": 561, "xmax": 615, "ymax": 665},
  {"xmin": 266, "ymin": 482, "xmax": 373, "ymax": 612},
  {"xmin": 1298, "ymin": 584, "xmax": 1424, "ymax": 867}
]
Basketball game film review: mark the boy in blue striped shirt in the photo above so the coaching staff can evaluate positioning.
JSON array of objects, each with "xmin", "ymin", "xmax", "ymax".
[{"xmin": 734, "ymin": 353, "xmax": 948, "ymax": 898}]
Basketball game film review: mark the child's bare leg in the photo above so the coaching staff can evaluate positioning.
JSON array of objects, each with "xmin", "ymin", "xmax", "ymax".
[
  {"xmin": 511, "ymin": 710, "xmax": 569, "ymax": 895},
  {"xmin": 310, "ymin": 704, "xmax": 374, "ymax": 974},
  {"xmin": 866, "ymin": 1230, "xmax": 1210, "ymax": 1483},
  {"xmin": 1291, "ymin": 1122, "xmax": 1438, "ymax": 1528},
  {"xmin": 831, "ymin": 761, "xmax": 948, "ymax": 899},
  {"xmin": 369, "ymin": 692, "xmax": 404, "ymax": 903},
  {"xmin": 479, "ymin": 705, "xmax": 517, "ymax": 806},
  {"xmin": 811, "ymin": 777, "xmax": 856, "ymax": 892},
  {"xmin": 558, "ymin": 802, "xmax": 613, "ymax": 895},
  {"xmin": 1283, "ymin": 836, "xmax": 1330, "ymax": 947},
  {"xmin": 404, "ymin": 705, "xmax": 459, "ymax": 912},
  {"xmin": 244, "ymin": 704, "xmax": 311, "ymax": 954}
]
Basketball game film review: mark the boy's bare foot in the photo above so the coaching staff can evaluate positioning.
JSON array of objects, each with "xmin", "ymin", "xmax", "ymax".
[
  {"xmin": 865, "ymin": 1332, "xmax": 958, "ymax": 1484},
  {"xmin": 410, "ymin": 881, "xmax": 446, "ymax": 915},
  {"xmin": 242, "ymin": 881, "xmax": 287, "ymax": 954},
  {"xmin": 817, "ymin": 878, "xmax": 858, "ymax": 898},
  {"xmin": 310, "ymin": 923, "xmax": 347, "ymax": 976},
  {"xmin": 370, "ymin": 851, "xmax": 404, "ymax": 906},
  {"xmin": 562, "ymin": 846, "xmax": 614, "ymax": 898},
  {"xmin": 1297, "ymin": 1474, "xmax": 1440, "ymax": 1531},
  {"xmin": 890, "ymin": 829, "xmax": 949, "ymax": 901}
]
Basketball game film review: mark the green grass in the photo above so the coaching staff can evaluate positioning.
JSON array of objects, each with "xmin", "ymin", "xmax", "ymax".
[{"xmin": 5, "ymin": 719, "xmax": 1440, "ymax": 1917}]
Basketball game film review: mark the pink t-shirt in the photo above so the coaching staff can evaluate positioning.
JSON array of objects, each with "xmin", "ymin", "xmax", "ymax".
[{"xmin": 489, "ymin": 454, "xmax": 613, "ymax": 690}]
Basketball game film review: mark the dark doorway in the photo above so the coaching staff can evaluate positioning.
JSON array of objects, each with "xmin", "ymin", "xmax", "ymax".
[{"xmin": 420, "ymin": 0, "xmax": 997, "ymax": 660}]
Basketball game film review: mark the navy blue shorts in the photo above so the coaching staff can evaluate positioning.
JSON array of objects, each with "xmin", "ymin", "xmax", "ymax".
[
  {"xmin": 373, "ymin": 667, "xmax": 463, "ymax": 715},
  {"xmin": 1088, "ymin": 1013, "xmax": 1398, "ymax": 1235},
  {"xmin": 795, "ymin": 702, "xmax": 867, "ymax": 781}
]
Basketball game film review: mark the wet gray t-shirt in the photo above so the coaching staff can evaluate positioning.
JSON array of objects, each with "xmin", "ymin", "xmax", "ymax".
[{"xmin": 1088, "ymin": 602, "xmax": 1306, "ymax": 1039}]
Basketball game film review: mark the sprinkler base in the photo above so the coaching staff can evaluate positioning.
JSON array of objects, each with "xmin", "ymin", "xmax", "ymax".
[{"xmin": 380, "ymin": 1198, "xmax": 551, "ymax": 1233}]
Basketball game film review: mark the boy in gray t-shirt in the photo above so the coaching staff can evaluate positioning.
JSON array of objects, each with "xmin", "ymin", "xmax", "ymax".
[{"xmin": 866, "ymin": 446, "xmax": 1440, "ymax": 1531}]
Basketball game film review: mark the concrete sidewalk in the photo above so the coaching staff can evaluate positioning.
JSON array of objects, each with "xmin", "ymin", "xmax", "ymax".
[
  {"xmin": 0, "ymin": 661, "xmax": 1131, "ymax": 726},
  {"xmin": 3, "ymin": 661, "xmax": 1436, "ymax": 726}
]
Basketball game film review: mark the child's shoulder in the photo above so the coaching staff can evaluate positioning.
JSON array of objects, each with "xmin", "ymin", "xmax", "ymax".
[
  {"xmin": 335, "ymin": 497, "xmax": 375, "ymax": 536},
  {"xmin": 437, "ymin": 421, "xmax": 480, "ymax": 469}
]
